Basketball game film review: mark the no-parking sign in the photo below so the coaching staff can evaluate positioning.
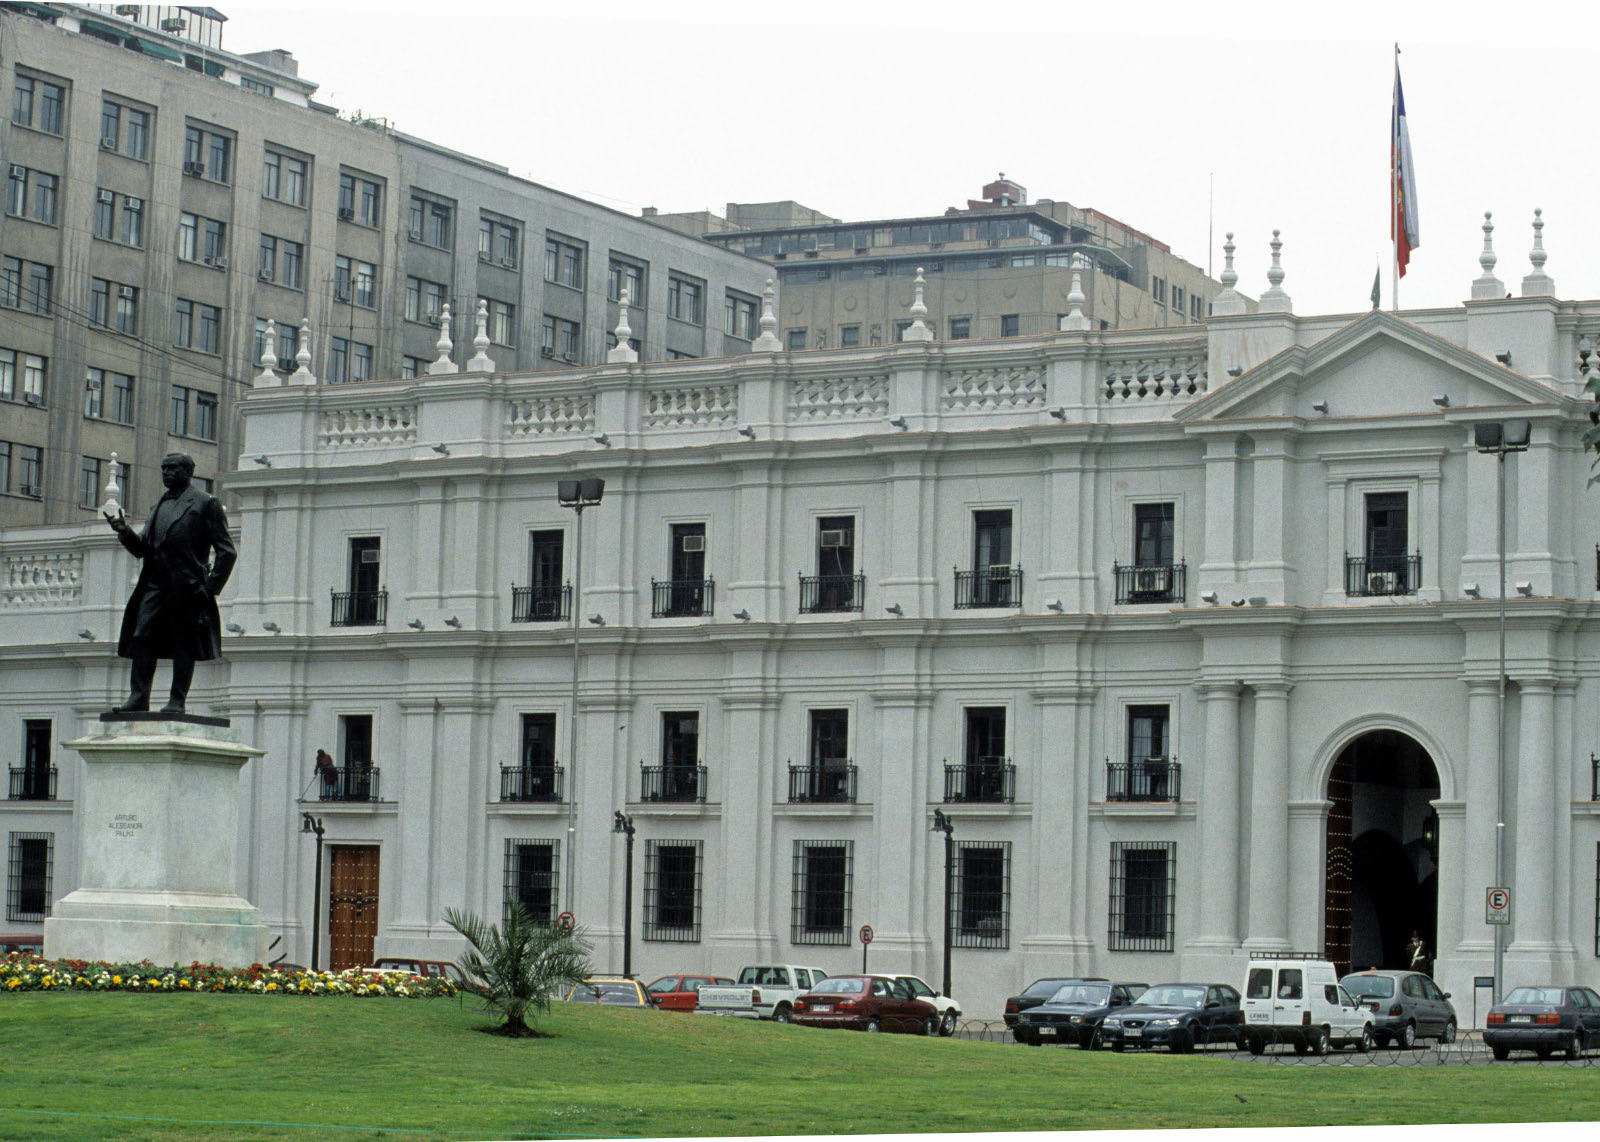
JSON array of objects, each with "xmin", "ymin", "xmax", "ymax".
[{"xmin": 1485, "ymin": 887, "xmax": 1511, "ymax": 926}]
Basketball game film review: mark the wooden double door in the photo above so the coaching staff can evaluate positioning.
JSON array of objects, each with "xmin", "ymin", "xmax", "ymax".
[{"xmin": 328, "ymin": 845, "xmax": 379, "ymax": 971}]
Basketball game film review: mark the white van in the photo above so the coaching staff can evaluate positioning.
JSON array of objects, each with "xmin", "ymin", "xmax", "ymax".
[{"xmin": 1241, "ymin": 957, "xmax": 1374, "ymax": 1055}]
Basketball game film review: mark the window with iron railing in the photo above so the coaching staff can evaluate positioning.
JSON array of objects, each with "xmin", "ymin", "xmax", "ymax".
[
  {"xmin": 6, "ymin": 831, "xmax": 51, "ymax": 922},
  {"xmin": 951, "ymin": 841, "xmax": 1010, "ymax": 949},
  {"xmin": 1113, "ymin": 561, "xmax": 1186, "ymax": 605},
  {"xmin": 1344, "ymin": 552, "xmax": 1420, "ymax": 597},
  {"xmin": 943, "ymin": 759, "xmax": 1015, "ymax": 803},
  {"xmin": 1105, "ymin": 757, "xmax": 1181, "ymax": 802},
  {"xmin": 12, "ymin": 719, "xmax": 54, "ymax": 800},
  {"xmin": 787, "ymin": 762, "xmax": 857, "ymax": 804},
  {"xmin": 511, "ymin": 583, "xmax": 569, "ymax": 623},
  {"xmin": 644, "ymin": 840, "xmax": 702, "ymax": 942},
  {"xmin": 317, "ymin": 764, "xmax": 380, "ymax": 802},
  {"xmin": 1109, "ymin": 841, "xmax": 1175, "ymax": 952},
  {"xmin": 792, "ymin": 841, "xmax": 852, "ymax": 945},
  {"xmin": 504, "ymin": 839, "xmax": 558, "ymax": 926}
]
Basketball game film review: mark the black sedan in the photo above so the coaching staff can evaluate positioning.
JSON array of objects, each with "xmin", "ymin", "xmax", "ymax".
[
  {"xmin": 1483, "ymin": 985, "xmax": 1600, "ymax": 1060},
  {"xmin": 1004, "ymin": 976, "xmax": 1093, "ymax": 1043},
  {"xmin": 1097, "ymin": 983, "xmax": 1243, "ymax": 1053},
  {"xmin": 1014, "ymin": 980, "xmax": 1146, "ymax": 1047}
]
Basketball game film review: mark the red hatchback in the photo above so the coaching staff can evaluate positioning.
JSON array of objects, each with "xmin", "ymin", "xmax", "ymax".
[
  {"xmin": 645, "ymin": 974, "xmax": 733, "ymax": 1012},
  {"xmin": 793, "ymin": 974, "xmax": 938, "ymax": 1034}
]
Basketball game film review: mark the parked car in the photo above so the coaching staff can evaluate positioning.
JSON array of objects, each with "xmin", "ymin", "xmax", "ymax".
[
  {"xmin": 372, "ymin": 957, "xmax": 466, "ymax": 984},
  {"xmin": 1004, "ymin": 976, "xmax": 1101, "ymax": 1043},
  {"xmin": 559, "ymin": 977, "xmax": 656, "ymax": 1007},
  {"xmin": 644, "ymin": 974, "xmax": 734, "ymax": 1012},
  {"xmin": 1097, "ymin": 983, "xmax": 1243, "ymax": 1053},
  {"xmin": 889, "ymin": 974, "xmax": 962, "ymax": 1036},
  {"xmin": 1241, "ymin": 958, "xmax": 1373, "ymax": 1055},
  {"xmin": 1483, "ymin": 985, "xmax": 1600, "ymax": 1060},
  {"xmin": 792, "ymin": 975, "xmax": 938, "ymax": 1034},
  {"xmin": 696, "ymin": 964, "xmax": 830, "ymax": 1021},
  {"xmin": 1339, "ymin": 969, "xmax": 1457, "ymax": 1047},
  {"xmin": 1015, "ymin": 980, "xmax": 1147, "ymax": 1048}
]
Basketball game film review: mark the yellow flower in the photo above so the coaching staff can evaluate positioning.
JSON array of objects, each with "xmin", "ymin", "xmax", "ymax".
[{"xmin": 112, "ymin": 975, "xmax": 122, "ymax": 985}]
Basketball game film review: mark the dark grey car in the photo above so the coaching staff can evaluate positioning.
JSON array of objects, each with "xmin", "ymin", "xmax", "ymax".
[{"xmin": 1339, "ymin": 970, "xmax": 1456, "ymax": 1047}]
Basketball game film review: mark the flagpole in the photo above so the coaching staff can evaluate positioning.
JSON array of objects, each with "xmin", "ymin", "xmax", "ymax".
[{"xmin": 1391, "ymin": 43, "xmax": 1400, "ymax": 311}]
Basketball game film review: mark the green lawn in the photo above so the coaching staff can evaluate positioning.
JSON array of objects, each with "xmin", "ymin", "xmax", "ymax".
[{"xmin": 1, "ymin": 994, "xmax": 1597, "ymax": 1140}]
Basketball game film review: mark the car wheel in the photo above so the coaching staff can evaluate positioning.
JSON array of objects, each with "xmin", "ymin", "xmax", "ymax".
[
  {"xmin": 1490, "ymin": 1043, "xmax": 1510, "ymax": 1061},
  {"xmin": 1247, "ymin": 1035, "xmax": 1266, "ymax": 1056},
  {"xmin": 1172, "ymin": 1027, "xmax": 1195, "ymax": 1054},
  {"xmin": 1399, "ymin": 1022, "xmax": 1416, "ymax": 1050},
  {"xmin": 1083, "ymin": 1029, "xmax": 1102, "ymax": 1050},
  {"xmin": 940, "ymin": 1010, "xmax": 958, "ymax": 1037},
  {"xmin": 1012, "ymin": 1029, "xmax": 1037, "ymax": 1045},
  {"xmin": 1307, "ymin": 1027, "xmax": 1329, "ymax": 1057},
  {"xmin": 1535, "ymin": 1046, "xmax": 1552, "ymax": 1060},
  {"xmin": 1439, "ymin": 1020, "xmax": 1456, "ymax": 1046},
  {"xmin": 1565, "ymin": 1032, "xmax": 1582, "ymax": 1061},
  {"xmin": 921, "ymin": 1015, "xmax": 937, "ymax": 1037},
  {"xmin": 1292, "ymin": 1038, "xmax": 1309, "ymax": 1056},
  {"xmin": 1356, "ymin": 1027, "xmax": 1372, "ymax": 1054},
  {"xmin": 772, "ymin": 1005, "xmax": 793, "ymax": 1024},
  {"xmin": 864, "ymin": 1017, "xmax": 881, "ymax": 1033}
]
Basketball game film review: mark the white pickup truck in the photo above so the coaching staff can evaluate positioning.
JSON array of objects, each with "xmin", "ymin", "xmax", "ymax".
[{"xmin": 695, "ymin": 964, "xmax": 830, "ymax": 1022}]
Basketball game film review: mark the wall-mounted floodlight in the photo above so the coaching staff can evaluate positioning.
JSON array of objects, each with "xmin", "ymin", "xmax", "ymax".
[
  {"xmin": 1048, "ymin": 407, "xmax": 1066, "ymax": 420},
  {"xmin": 1200, "ymin": 590, "xmax": 1219, "ymax": 604},
  {"xmin": 1045, "ymin": 599, "xmax": 1064, "ymax": 612},
  {"xmin": 558, "ymin": 477, "xmax": 606, "ymax": 507},
  {"xmin": 736, "ymin": 425, "xmax": 755, "ymax": 439},
  {"xmin": 592, "ymin": 432, "xmax": 611, "ymax": 446},
  {"xmin": 1432, "ymin": 394, "xmax": 1450, "ymax": 408},
  {"xmin": 407, "ymin": 618, "xmax": 425, "ymax": 630},
  {"xmin": 885, "ymin": 603, "xmax": 904, "ymax": 616},
  {"xmin": 431, "ymin": 442, "xmax": 450, "ymax": 456},
  {"xmin": 732, "ymin": 608, "xmax": 751, "ymax": 621},
  {"xmin": 443, "ymin": 616, "xmax": 462, "ymax": 629},
  {"xmin": 225, "ymin": 622, "xmax": 246, "ymax": 634},
  {"xmin": 1515, "ymin": 582, "xmax": 1533, "ymax": 596},
  {"xmin": 1494, "ymin": 350, "xmax": 1513, "ymax": 366},
  {"xmin": 262, "ymin": 621, "xmax": 281, "ymax": 633},
  {"xmin": 1311, "ymin": 399, "xmax": 1329, "ymax": 414},
  {"xmin": 888, "ymin": 415, "xmax": 908, "ymax": 429},
  {"xmin": 587, "ymin": 613, "xmax": 605, "ymax": 626},
  {"xmin": 76, "ymin": 629, "xmax": 94, "ymax": 640},
  {"xmin": 1462, "ymin": 583, "xmax": 1480, "ymax": 598},
  {"xmin": 252, "ymin": 455, "xmax": 272, "ymax": 467},
  {"xmin": 1248, "ymin": 596, "xmax": 1268, "ymax": 607}
]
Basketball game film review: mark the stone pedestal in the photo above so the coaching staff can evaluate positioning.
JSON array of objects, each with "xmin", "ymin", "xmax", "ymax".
[{"xmin": 44, "ymin": 718, "xmax": 270, "ymax": 966}]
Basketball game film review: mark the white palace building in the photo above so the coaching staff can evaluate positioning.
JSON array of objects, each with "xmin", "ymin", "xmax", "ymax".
[{"xmin": 5, "ymin": 216, "xmax": 1600, "ymax": 1018}]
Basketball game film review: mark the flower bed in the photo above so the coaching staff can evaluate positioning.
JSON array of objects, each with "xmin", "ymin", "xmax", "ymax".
[{"xmin": 0, "ymin": 953, "xmax": 457, "ymax": 998}]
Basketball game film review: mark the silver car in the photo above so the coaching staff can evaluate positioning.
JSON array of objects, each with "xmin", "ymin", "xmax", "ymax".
[{"xmin": 1339, "ymin": 970, "xmax": 1457, "ymax": 1047}]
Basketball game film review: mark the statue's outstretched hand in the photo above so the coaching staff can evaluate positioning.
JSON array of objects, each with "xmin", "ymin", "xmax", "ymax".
[{"xmin": 103, "ymin": 510, "xmax": 130, "ymax": 535}]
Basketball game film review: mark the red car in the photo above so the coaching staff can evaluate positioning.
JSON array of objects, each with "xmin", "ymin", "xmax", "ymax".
[
  {"xmin": 645, "ymin": 974, "xmax": 734, "ymax": 1012},
  {"xmin": 793, "ymin": 974, "xmax": 939, "ymax": 1034}
]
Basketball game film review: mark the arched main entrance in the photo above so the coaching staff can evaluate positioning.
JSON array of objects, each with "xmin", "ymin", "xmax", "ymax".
[{"xmin": 1324, "ymin": 730, "xmax": 1440, "ymax": 976}]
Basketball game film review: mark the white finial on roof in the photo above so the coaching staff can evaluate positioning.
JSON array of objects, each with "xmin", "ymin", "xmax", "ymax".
[
  {"xmin": 255, "ymin": 333, "xmax": 279, "ymax": 386},
  {"xmin": 903, "ymin": 267, "xmax": 934, "ymax": 341},
  {"xmin": 752, "ymin": 278, "xmax": 782, "ymax": 352},
  {"xmin": 102, "ymin": 451, "xmax": 122, "ymax": 518},
  {"xmin": 467, "ymin": 298, "xmax": 496, "ymax": 372},
  {"xmin": 1521, "ymin": 208, "xmax": 1554, "ymax": 297},
  {"xmin": 1471, "ymin": 211, "xmax": 1504, "ymax": 300},
  {"xmin": 429, "ymin": 303, "xmax": 460, "ymax": 374},
  {"xmin": 290, "ymin": 318, "xmax": 316, "ymax": 384},
  {"xmin": 1212, "ymin": 231, "xmax": 1246, "ymax": 316},
  {"xmin": 1060, "ymin": 258, "xmax": 1090, "ymax": 331},
  {"xmin": 607, "ymin": 286, "xmax": 639, "ymax": 363},
  {"xmin": 1257, "ymin": 229, "xmax": 1292, "ymax": 314}
]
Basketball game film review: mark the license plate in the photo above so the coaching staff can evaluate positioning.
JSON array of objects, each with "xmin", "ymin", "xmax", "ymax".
[
  {"xmin": 1509, "ymin": 1015, "xmax": 1532, "ymax": 1024},
  {"xmin": 1126, "ymin": 1029, "xmax": 1142, "ymax": 1038},
  {"xmin": 815, "ymin": 1004, "xmax": 831, "ymax": 1013},
  {"xmin": 1248, "ymin": 1013, "xmax": 1268, "ymax": 1023}
]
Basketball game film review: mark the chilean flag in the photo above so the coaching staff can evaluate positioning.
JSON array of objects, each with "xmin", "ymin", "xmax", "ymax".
[{"xmin": 1391, "ymin": 57, "xmax": 1420, "ymax": 276}]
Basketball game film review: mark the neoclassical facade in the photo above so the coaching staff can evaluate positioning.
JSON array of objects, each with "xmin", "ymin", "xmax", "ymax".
[{"xmin": 5, "ymin": 224, "xmax": 1599, "ymax": 1017}]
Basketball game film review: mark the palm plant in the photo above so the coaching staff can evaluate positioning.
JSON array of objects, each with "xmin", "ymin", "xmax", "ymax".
[{"xmin": 444, "ymin": 903, "xmax": 593, "ymax": 1036}]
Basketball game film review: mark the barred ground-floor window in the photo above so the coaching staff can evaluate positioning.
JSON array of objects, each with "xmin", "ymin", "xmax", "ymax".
[
  {"xmin": 644, "ymin": 839, "xmax": 702, "ymax": 942},
  {"xmin": 791, "ymin": 840, "xmax": 852, "ymax": 945},
  {"xmin": 1109, "ymin": 841, "xmax": 1175, "ymax": 952},
  {"xmin": 7, "ymin": 831, "xmax": 51, "ymax": 922},
  {"xmin": 503, "ymin": 839, "xmax": 559, "ymax": 926},
  {"xmin": 951, "ymin": 840, "xmax": 1010, "ymax": 949}
]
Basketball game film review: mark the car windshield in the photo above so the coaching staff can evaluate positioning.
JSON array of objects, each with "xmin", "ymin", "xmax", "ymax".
[
  {"xmin": 1048, "ymin": 984, "xmax": 1111, "ymax": 1005},
  {"xmin": 1341, "ymin": 975, "xmax": 1396, "ymax": 999},
  {"xmin": 809, "ymin": 977, "xmax": 864, "ymax": 995},
  {"xmin": 1023, "ymin": 978, "xmax": 1071, "ymax": 998},
  {"xmin": 579, "ymin": 981, "xmax": 643, "ymax": 1005},
  {"xmin": 1504, "ymin": 987, "xmax": 1565, "ymax": 1006},
  {"xmin": 1137, "ymin": 985, "xmax": 1205, "ymax": 1008}
]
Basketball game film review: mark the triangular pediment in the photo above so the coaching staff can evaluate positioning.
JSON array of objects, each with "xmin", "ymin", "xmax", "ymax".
[{"xmin": 1176, "ymin": 310, "xmax": 1567, "ymax": 424}]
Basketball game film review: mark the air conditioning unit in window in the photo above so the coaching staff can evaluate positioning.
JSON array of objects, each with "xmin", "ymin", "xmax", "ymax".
[
  {"xmin": 819, "ymin": 529, "xmax": 849, "ymax": 548},
  {"xmin": 499, "ymin": 257, "xmax": 514, "ymax": 268},
  {"xmin": 987, "ymin": 564, "xmax": 1012, "ymax": 579},
  {"xmin": 1367, "ymin": 571, "xmax": 1399, "ymax": 595},
  {"xmin": 115, "ymin": 3, "xmax": 140, "ymax": 15},
  {"xmin": 87, "ymin": 377, "xmax": 103, "ymax": 391},
  {"xmin": 182, "ymin": 161, "xmax": 204, "ymax": 176},
  {"xmin": 337, "ymin": 206, "xmax": 354, "ymax": 221},
  {"xmin": 539, "ymin": 347, "xmax": 555, "ymax": 358},
  {"xmin": 24, "ymin": 393, "xmax": 43, "ymax": 406},
  {"xmin": 19, "ymin": 484, "xmax": 41, "ymax": 498},
  {"xmin": 160, "ymin": 17, "xmax": 187, "ymax": 31},
  {"xmin": 1133, "ymin": 567, "xmax": 1172, "ymax": 594},
  {"xmin": 334, "ymin": 286, "xmax": 351, "ymax": 302},
  {"xmin": 681, "ymin": 535, "xmax": 705, "ymax": 553},
  {"xmin": 100, "ymin": 137, "xmax": 116, "ymax": 151},
  {"xmin": 408, "ymin": 227, "xmax": 423, "ymax": 240},
  {"xmin": 257, "ymin": 269, "xmax": 273, "ymax": 281},
  {"xmin": 532, "ymin": 597, "xmax": 557, "ymax": 620},
  {"xmin": 212, "ymin": 258, "xmax": 227, "ymax": 271}
]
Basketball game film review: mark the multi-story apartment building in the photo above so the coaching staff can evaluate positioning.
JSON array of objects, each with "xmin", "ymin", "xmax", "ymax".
[
  {"xmin": 648, "ymin": 175, "xmax": 1242, "ymax": 350},
  {"xmin": 0, "ymin": 3, "xmax": 771, "ymax": 528},
  {"xmin": 4, "ymin": 219, "xmax": 1597, "ymax": 1017}
]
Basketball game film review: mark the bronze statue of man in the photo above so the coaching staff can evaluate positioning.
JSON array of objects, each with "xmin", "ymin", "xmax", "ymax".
[{"xmin": 104, "ymin": 452, "xmax": 236, "ymax": 714}]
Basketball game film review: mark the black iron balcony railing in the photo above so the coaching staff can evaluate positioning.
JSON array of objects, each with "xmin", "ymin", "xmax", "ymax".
[
  {"xmin": 799, "ymin": 572, "xmax": 865, "ymax": 614},
  {"xmin": 8, "ymin": 766, "xmax": 56, "ymax": 800},
  {"xmin": 1344, "ymin": 553, "xmax": 1420, "ymax": 597},
  {"xmin": 943, "ymin": 759, "xmax": 1016, "ymax": 804},
  {"xmin": 511, "ymin": 583, "xmax": 571, "ymax": 623},
  {"xmin": 954, "ymin": 565, "xmax": 1023, "ymax": 609},
  {"xmin": 318, "ymin": 764, "xmax": 380, "ymax": 802},
  {"xmin": 499, "ymin": 763, "xmax": 564, "ymax": 803},
  {"xmin": 1591, "ymin": 753, "xmax": 1599, "ymax": 802},
  {"xmin": 1106, "ymin": 757, "xmax": 1182, "ymax": 802},
  {"xmin": 652, "ymin": 578, "xmax": 715, "ymax": 618},
  {"xmin": 330, "ymin": 589, "xmax": 388, "ymax": 626},
  {"xmin": 641, "ymin": 764, "xmax": 707, "ymax": 803},
  {"xmin": 1594, "ymin": 544, "xmax": 1598, "ymax": 591},
  {"xmin": 787, "ymin": 762, "xmax": 858, "ymax": 804},
  {"xmin": 1113, "ymin": 561, "xmax": 1187, "ymax": 605}
]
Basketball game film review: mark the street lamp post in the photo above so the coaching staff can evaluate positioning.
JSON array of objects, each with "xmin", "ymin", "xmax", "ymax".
[
  {"xmin": 300, "ymin": 812, "xmax": 325, "ymax": 970},
  {"xmin": 931, "ymin": 808, "xmax": 955, "ymax": 999},
  {"xmin": 613, "ymin": 811, "xmax": 636, "ymax": 978},
  {"xmin": 557, "ymin": 477, "xmax": 605, "ymax": 918},
  {"xmin": 1473, "ymin": 419, "xmax": 1530, "ymax": 1005}
]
